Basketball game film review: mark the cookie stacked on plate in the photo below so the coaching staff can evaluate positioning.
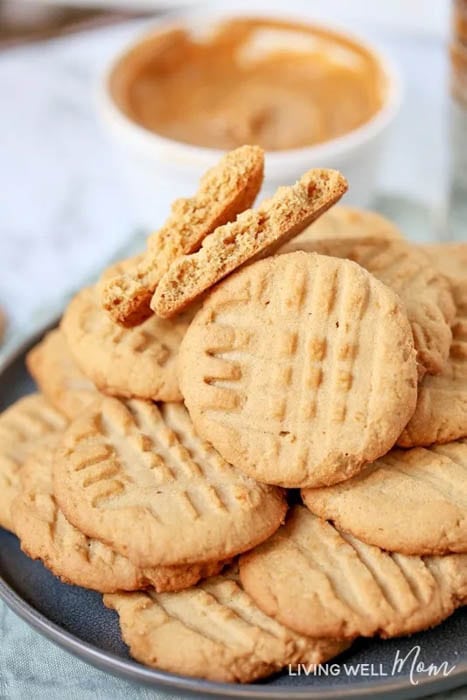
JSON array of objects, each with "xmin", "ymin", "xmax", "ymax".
[{"xmin": 1, "ymin": 145, "xmax": 466, "ymax": 684}]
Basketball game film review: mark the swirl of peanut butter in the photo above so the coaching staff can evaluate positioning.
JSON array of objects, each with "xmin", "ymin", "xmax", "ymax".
[{"xmin": 110, "ymin": 17, "xmax": 387, "ymax": 151}]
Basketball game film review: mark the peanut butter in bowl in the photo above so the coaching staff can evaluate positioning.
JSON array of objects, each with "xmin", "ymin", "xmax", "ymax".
[{"xmin": 109, "ymin": 16, "xmax": 389, "ymax": 152}]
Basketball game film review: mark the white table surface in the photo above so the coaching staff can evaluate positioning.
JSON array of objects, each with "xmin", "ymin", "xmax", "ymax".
[{"xmin": 0, "ymin": 3, "xmax": 465, "ymax": 698}]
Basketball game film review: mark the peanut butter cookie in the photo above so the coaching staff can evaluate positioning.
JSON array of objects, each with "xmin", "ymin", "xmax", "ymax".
[
  {"xmin": 53, "ymin": 398, "xmax": 286, "ymax": 568},
  {"xmin": 61, "ymin": 286, "xmax": 193, "ymax": 402},
  {"xmin": 282, "ymin": 238, "xmax": 455, "ymax": 378},
  {"xmin": 398, "ymin": 305, "xmax": 467, "ymax": 446},
  {"xmin": 397, "ymin": 244, "xmax": 467, "ymax": 445},
  {"xmin": 240, "ymin": 507, "xmax": 467, "ymax": 640},
  {"xmin": 297, "ymin": 205, "xmax": 403, "ymax": 242},
  {"xmin": 302, "ymin": 439, "xmax": 467, "ymax": 555},
  {"xmin": 178, "ymin": 252, "xmax": 417, "ymax": 488},
  {"xmin": 421, "ymin": 242, "xmax": 467, "ymax": 301},
  {"xmin": 152, "ymin": 169, "xmax": 347, "ymax": 318},
  {"xmin": 102, "ymin": 145, "xmax": 264, "ymax": 326},
  {"xmin": 0, "ymin": 394, "xmax": 66, "ymax": 532},
  {"xmin": 104, "ymin": 569, "xmax": 349, "ymax": 683},
  {"xmin": 27, "ymin": 329, "xmax": 98, "ymax": 420},
  {"xmin": 14, "ymin": 443, "xmax": 224, "ymax": 593}
]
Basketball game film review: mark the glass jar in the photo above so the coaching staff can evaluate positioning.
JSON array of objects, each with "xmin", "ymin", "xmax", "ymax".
[{"xmin": 447, "ymin": 0, "xmax": 467, "ymax": 240}]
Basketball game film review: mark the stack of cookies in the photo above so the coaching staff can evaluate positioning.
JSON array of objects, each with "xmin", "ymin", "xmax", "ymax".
[{"xmin": 1, "ymin": 144, "xmax": 467, "ymax": 684}]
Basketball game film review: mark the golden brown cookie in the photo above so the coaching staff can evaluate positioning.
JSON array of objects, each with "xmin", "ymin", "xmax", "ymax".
[
  {"xmin": 152, "ymin": 169, "xmax": 347, "ymax": 319},
  {"xmin": 178, "ymin": 252, "xmax": 417, "ymax": 488},
  {"xmin": 302, "ymin": 439, "xmax": 467, "ymax": 555},
  {"xmin": 53, "ymin": 397, "xmax": 287, "ymax": 568},
  {"xmin": 104, "ymin": 570, "xmax": 349, "ymax": 683},
  {"xmin": 296, "ymin": 205, "xmax": 403, "ymax": 242},
  {"xmin": 26, "ymin": 329, "xmax": 98, "ymax": 420},
  {"xmin": 282, "ymin": 238, "xmax": 456, "ymax": 378},
  {"xmin": 0, "ymin": 394, "xmax": 66, "ymax": 532},
  {"xmin": 397, "ymin": 243, "xmax": 467, "ymax": 445},
  {"xmin": 102, "ymin": 145, "xmax": 264, "ymax": 327},
  {"xmin": 398, "ymin": 306, "xmax": 467, "ymax": 446},
  {"xmin": 61, "ymin": 286, "xmax": 193, "ymax": 402},
  {"xmin": 96, "ymin": 254, "xmax": 145, "ymax": 294},
  {"xmin": 14, "ymin": 443, "xmax": 224, "ymax": 593},
  {"xmin": 239, "ymin": 507, "xmax": 467, "ymax": 640},
  {"xmin": 421, "ymin": 242, "xmax": 467, "ymax": 301}
]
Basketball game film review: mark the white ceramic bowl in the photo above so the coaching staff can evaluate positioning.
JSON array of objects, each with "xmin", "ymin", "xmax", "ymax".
[{"xmin": 98, "ymin": 9, "xmax": 402, "ymax": 229}]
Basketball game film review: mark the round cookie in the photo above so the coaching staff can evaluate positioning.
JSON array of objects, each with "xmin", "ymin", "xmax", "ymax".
[
  {"xmin": 398, "ymin": 309, "xmax": 467, "ymax": 446},
  {"xmin": 104, "ymin": 570, "xmax": 349, "ymax": 683},
  {"xmin": 14, "ymin": 443, "xmax": 224, "ymax": 593},
  {"xmin": 61, "ymin": 286, "xmax": 194, "ymax": 402},
  {"xmin": 294, "ymin": 205, "xmax": 403, "ymax": 242},
  {"xmin": 282, "ymin": 238, "xmax": 456, "ymax": 378},
  {"xmin": 53, "ymin": 397, "xmax": 287, "ymax": 568},
  {"xmin": 239, "ymin": 507, "xmax": 467, "ymax": 640},
  {"xmin": 178, "ymin": 252, "xmax": 417, "ymax": 488},
  {"xmin": 27, "ymin": 329, "xmax": 98, "ymax": 420},
  {"xmin": 302, "ymin": 439, "xmax": 467, "ymax": 555},
  {"xmin": 0, "ymin": 394, "xmax": 66, "ymax": 532},
  {"xmin": 421, "ymin": 242, "xmax": 467, "ymax": 300},
  {"xmin": 397, "ymin": 245, "xmax": 467, "ymax": 445}
]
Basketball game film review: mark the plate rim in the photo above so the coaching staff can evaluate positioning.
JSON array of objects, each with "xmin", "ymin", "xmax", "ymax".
[{"xmin": 1, "ymin": 323, "xmax": 467, "ymax": 700}]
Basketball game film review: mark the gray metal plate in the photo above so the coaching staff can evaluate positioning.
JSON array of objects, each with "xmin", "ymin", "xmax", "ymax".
[{"xmin": 0, "ymin": 325, "xmax": 466, "ymax": 699}]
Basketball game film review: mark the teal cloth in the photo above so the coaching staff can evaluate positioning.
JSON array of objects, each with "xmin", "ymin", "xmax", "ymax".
[{"xmin": 0, "ymin": 602, "xmax": 183, "ymax": 700}]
